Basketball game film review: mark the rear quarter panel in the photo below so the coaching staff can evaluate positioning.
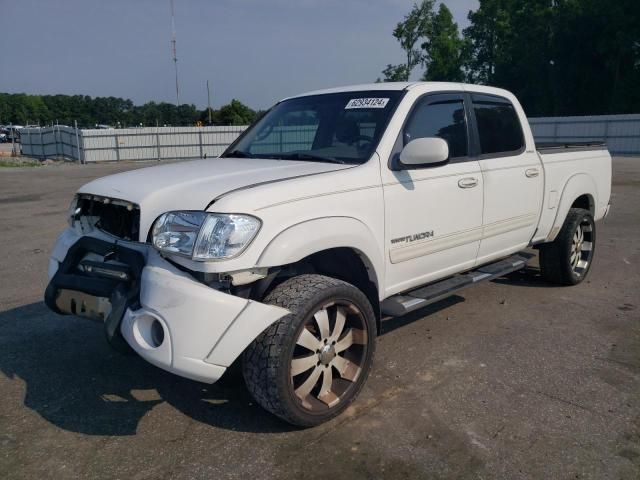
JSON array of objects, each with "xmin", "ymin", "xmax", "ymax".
[{"xmin": 534, "ymin": 148, "xmax": 612, "ymax": 243}]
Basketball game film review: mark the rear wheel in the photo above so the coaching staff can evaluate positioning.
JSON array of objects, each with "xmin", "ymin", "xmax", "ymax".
[
  {"xmin": 539, "ymin": 208, "xmax": 596, "ymax": 285},
  {"xmin": 242, "ymin": 274, "xmax": 376, "ymax": 427}
]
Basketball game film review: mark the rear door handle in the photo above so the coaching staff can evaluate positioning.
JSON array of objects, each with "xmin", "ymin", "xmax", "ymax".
[
  {"xmin": 458, "ymin": 177, "xmax": 478, "ymax": 189},
  {"xmin": 525, "ymin": 168, "xmax": 540, "ymax": 178}
]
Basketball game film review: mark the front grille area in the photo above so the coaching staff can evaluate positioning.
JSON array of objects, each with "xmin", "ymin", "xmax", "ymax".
[{"xmin": 76, "ymin": 194, "xmax": 141, "ymax": 241}]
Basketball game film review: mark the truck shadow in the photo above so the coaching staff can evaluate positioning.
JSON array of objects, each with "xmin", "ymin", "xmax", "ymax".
[
  {"xmin": 0, "ymin": 302, "xmax": 293, "ymax": 436},
  {"xmin": 379, "ymin": 268, "xmax": 554, "ymax": 336},
  {"xmin": 492, "ymin": 267, "xmax": 558, "ymax": 289},
  {"xmin": 0, "ymin": 271, "xmax": 540, "ymax": 438}
]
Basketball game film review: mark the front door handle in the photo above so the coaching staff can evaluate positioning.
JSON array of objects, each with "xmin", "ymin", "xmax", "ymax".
[
  {"xmin": 458, "ymin": 177, "xmax": 478, "ymax": 189},
  {"xmin": 525, "ymin": 168, "xmax": 540, "ymax": 178}
]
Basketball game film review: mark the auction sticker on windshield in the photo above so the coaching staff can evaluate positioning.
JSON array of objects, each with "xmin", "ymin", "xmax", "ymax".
[{"xmin": 345, "ymin": 98, "xmax": 390, "ymax": 109}]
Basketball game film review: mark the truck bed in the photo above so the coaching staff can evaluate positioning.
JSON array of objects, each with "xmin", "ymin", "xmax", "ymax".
[
  {"xmin": 536, "ymin": 141, "xmax": 607, "ymax": 153},
  {"xmin": 531, "ymin": 141, "xmax": 611, "ymax": 245}
]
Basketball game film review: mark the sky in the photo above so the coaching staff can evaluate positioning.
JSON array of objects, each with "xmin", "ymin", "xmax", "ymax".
[{"xmin": 0, "ymin": 0, "xmax": 478, "ymax": 110}]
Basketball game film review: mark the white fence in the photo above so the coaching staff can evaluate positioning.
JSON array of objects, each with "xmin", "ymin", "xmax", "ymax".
[
  {"xmin": 20, "ymin": 114, "xmax": 640, "ymax": 162},
  {"xmin": 21, "ymin": 125, "xmax": 247, "ymax": 163},
  {"xmin": 528, "ymin": 114, "xmax": 640, "ymax": 155}
]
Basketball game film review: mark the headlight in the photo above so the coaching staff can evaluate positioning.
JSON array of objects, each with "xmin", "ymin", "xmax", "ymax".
[
  {"xmin": 151, "ymin": 211, "xmax": 206, "ymax": 256},
  {"xmin": 151, "ymin": 211, "xmax": 261, "ymax": 260}
]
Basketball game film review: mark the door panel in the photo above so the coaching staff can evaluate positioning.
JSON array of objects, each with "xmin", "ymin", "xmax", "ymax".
[
  {"xmin": 470, "ymin": 94, "xmax": 543, "ymax": 263},
  {"xmin": 383, "ymin": 164, "xmax": 483, "ymax": 294},
  {"xmin": 382, "ymin": 93, "xmax": 483, "ymax": 296},
  {"xmin": 477, "ymin": 153, "xmax": 543, "ymax": 263}
]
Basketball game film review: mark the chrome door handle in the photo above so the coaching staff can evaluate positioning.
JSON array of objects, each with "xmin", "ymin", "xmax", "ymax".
[
  {"xmin": 458, "ymin": 177, "xmax": 478, "ymax": 189},
  {"xmin": 525, "ymin": 168, "xmax": 540, "ymax": 178}
]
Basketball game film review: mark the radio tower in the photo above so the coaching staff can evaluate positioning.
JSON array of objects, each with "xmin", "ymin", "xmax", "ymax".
[{"xmin": 170, "ymin": 0, "xmax": 180, "ymax": 106}]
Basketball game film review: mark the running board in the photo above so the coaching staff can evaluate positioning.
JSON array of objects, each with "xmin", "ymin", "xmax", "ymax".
[{"xmin": 381, "ymin": 252, "xmax": 534, "ymax": 317}]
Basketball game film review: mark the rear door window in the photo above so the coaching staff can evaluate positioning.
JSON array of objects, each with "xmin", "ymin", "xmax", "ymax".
[{"xmin": 472, "ymin": 94, "xmax": 524, "ymax": 155}]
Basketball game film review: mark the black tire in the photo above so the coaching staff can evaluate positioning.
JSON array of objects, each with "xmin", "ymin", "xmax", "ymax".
[
  {"xmin": 539, "ymin": 208, "xmax": 596, "ymax": 285},
  {"xmin": 242, "ymin": 274, "xmax": 376, "ymax": 427}
]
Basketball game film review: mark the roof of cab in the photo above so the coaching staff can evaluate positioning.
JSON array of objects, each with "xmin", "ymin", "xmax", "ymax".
[
  {"xmin": 284, "ymin": 82, "xmax": 514, "ymax": 102},
  {"xmin": 282, "ymin": 82, "xmax": 417, "ymax": 101}
]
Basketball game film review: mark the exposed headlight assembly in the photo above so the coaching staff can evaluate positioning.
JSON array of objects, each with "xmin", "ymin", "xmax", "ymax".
[
  {"xmin": 68, "ymin": 195, "xmax": 81, "ymax": 226},
  {"xmin": 151, "ymin": 212, "xmax": 261, "ymax": 261}
]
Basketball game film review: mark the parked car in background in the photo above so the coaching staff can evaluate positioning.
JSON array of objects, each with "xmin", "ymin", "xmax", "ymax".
[
  {"xmin": 45, "ymin": 82, "xmax": 612, "ymax": 426},
  {"xmin": 3, "ymin": 126, "xmax": 23, "ymax": 142}
]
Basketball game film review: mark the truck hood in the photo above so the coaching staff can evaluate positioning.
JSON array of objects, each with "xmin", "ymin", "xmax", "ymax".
[{"xmin": 78, "ymin": 158, "xmax": 351, "ymax": 240}]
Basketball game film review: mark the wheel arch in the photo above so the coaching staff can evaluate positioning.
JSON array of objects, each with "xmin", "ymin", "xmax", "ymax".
[
  {"xmin": 255, "ymin": 217, "xmax": 383, "ymax": 331},
  {"xmin": 570, "ymin": 193, "xmax": 595, "ymax": 214},
  {"xmin": 547, "ymin": 174, "xmax": 598, "ymax": 242},
  {"xmin": 256, "ymin": 216, "xmax": 383, "ymax": 295}
]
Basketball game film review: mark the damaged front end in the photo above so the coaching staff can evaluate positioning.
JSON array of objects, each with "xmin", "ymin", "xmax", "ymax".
[
  {"xmin": 44, "ymin": 196, "xmax": 289, "ymax": 384},
  {"xmin": 69, "ymin": 193, "xmax": 141, "ymax": 241},
  {"xmin": 45, "ymin": 236, "xmax": 145, "ymax": 351}
]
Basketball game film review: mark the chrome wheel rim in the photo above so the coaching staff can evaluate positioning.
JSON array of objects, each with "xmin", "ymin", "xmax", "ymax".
[
  {"xmin": 290, "ymin": 301, "xmax": 368, "ymax": 411},
  {"xmin": 570, "ymin": 219, "xmax": 593, "ymax": 276}
]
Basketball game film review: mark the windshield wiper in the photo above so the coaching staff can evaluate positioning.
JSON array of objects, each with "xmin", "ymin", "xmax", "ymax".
[
  {"xmin": 274, "ymin": 152, "xmax": 347, "ymax": 164},
  {"xmin": 223, "ymin": 149, "xmax": 254, "ymax": 158}
]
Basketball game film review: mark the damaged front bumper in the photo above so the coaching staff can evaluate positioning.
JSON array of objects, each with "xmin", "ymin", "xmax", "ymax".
[{"xmin": 45, "ymin": 228, "xmax": 289, "ymax": 384}]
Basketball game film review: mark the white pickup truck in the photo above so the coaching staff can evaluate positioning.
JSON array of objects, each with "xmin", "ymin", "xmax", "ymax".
[{"xmin": 45, "ymin": 82, "xmax": 611, "ymax": 426}]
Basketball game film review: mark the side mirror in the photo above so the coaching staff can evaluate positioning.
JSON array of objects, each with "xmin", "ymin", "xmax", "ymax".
[{"xmin": 399, "ymin": 137, "xmax": 449, "ymax": 168}]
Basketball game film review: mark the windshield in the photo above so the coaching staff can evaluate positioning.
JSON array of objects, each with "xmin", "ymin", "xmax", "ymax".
[{"xmin": 222, "ymin": 90, "xmax": 404, "ymax": 164}]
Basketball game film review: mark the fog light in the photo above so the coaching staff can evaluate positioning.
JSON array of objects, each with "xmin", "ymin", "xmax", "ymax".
[{"xmin": 150, "ymin": 319, "xmax": 165, "ymax": 347}]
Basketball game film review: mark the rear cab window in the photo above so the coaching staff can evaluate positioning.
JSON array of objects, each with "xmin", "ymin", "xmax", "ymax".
[{"xmin": 471, "ymin": 94, "xmax": 525, "ymax": 156}]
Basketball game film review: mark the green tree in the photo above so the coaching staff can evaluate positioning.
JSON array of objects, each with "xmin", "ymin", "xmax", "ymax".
[
  {"xmin": 421, "ymin": 4, "xmax": 465, "ymax": 81},
  {"xmin": 380, "ymin": 0, "xmax": 434, "ymax": 81},
  {"xmin": 0, "ymin": 93, "xmax": 261, "ymax": 127},
  {"xmin": 464, "ymin": 0, "xmax": 555, "ymax": 115},
  {"xmin": 379, "ymin": 64, "xmax": 410, "ymax": 82},
  {"xmin": 462, "ymin": 0, "xmax": 505, "ymax": 85},
  {"xmin": 461, "ymin": 0, "xmax": 640, "ymax": 115},
  {"xmin": 216, "ymin": 99, "xmax": 256, "ymax": 126},
  {"xmin": 550, "ymin": 0, "xmax": 640, "ymax": 115}
]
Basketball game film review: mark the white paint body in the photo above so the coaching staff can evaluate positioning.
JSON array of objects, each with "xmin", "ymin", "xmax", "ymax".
[{"xmin": 48, "ymin": 83, "xmax": 612, "ymax": 383}]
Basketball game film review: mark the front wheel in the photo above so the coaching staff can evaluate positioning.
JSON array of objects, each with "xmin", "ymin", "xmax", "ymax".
[
  {"xmin": 539, "ymin": 207, "xmax": 596, "ymax": 285},
  {"xmin": 242, "ymin": 274, "xmax": 376, "ymax": 427}
]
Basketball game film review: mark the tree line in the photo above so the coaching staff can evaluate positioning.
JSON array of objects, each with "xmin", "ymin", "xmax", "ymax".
[
  {"xmin": 0, "ymin": 93, "xmax": 261, "ymax": 128},
  {"xmin": 379, "ymin": 0, "xmax": 640, "ymax": 116}
]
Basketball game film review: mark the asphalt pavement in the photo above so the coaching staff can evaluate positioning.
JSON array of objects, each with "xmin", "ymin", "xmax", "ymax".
[{"xmin": 0, "ymin": 157, "xmax": 638, "ymax": 479}]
